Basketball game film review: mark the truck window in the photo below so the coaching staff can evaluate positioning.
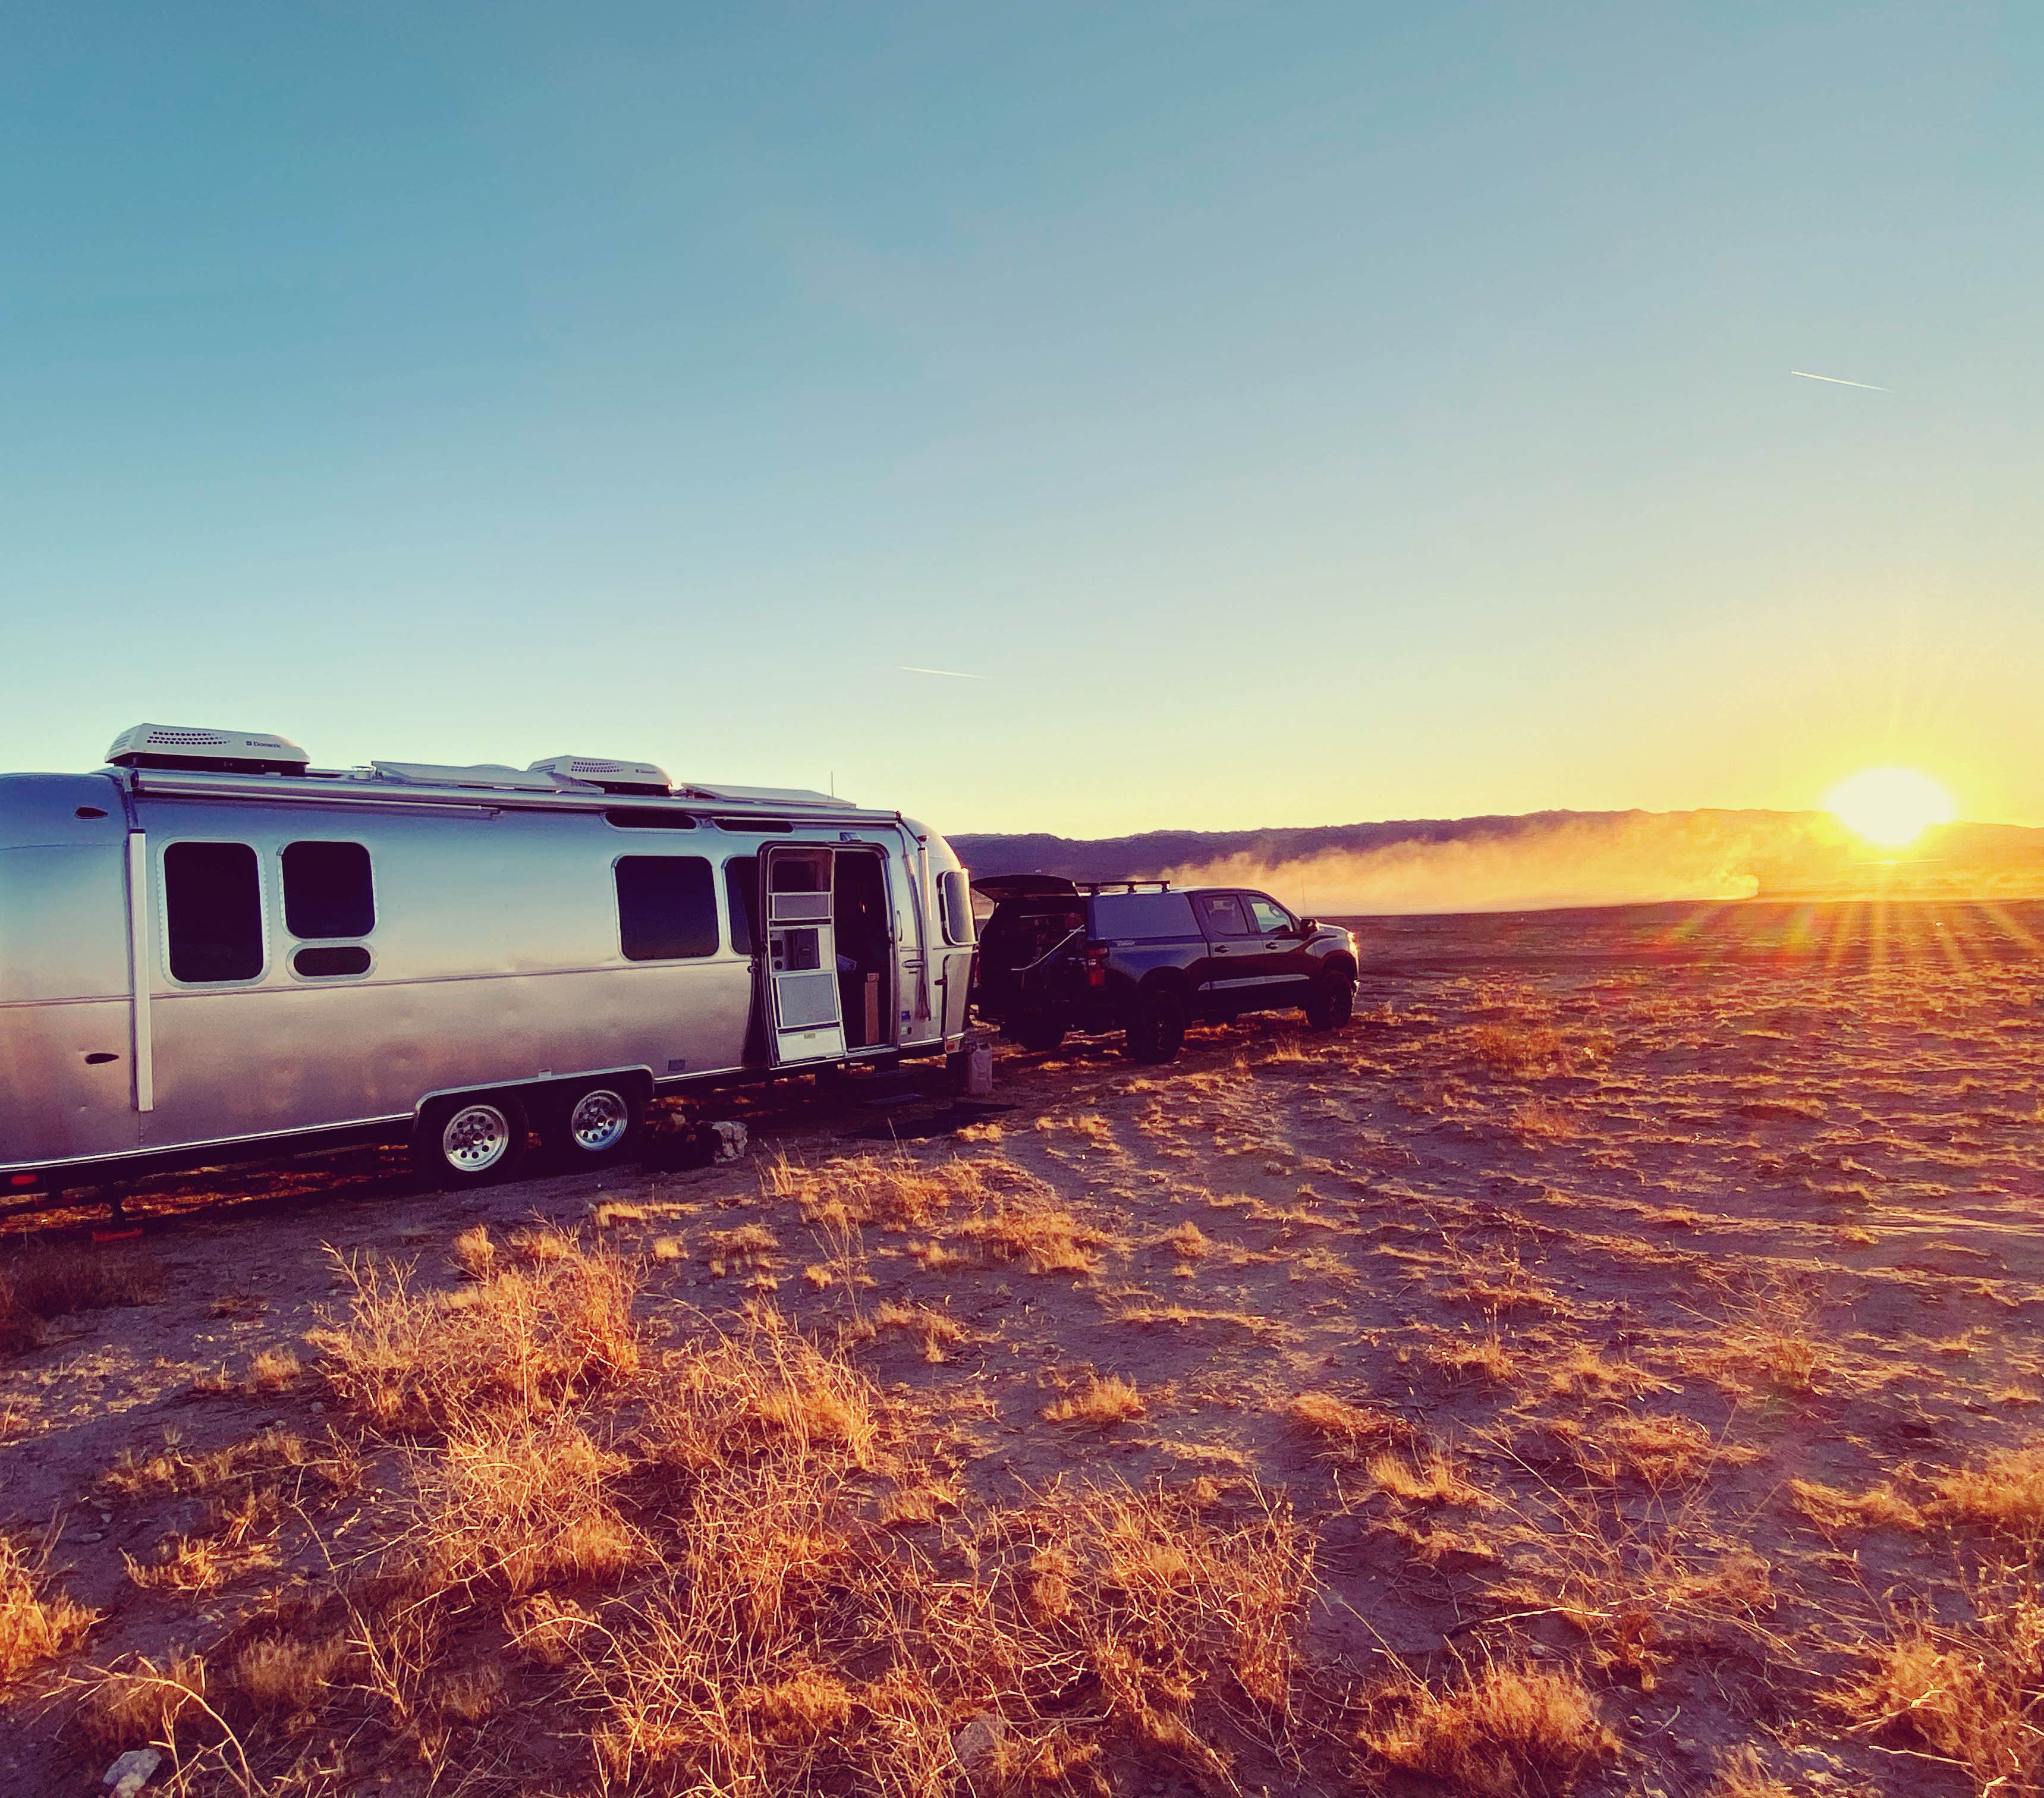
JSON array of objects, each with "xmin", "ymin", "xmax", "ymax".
[
  {"xmin": 282, "ymin": 841, "xmax": 375, "ymax": 939},
  {"xmin": 164, "ymin": 842, "xmax": 265, "ymax": 983},
  {"xmin": 1192, "ymin": 892, "xmax": 1254, "ymax": 939},
  {"xmin": 1091, "ymin": 891, "xmax": 1197, "ymax": 937},
  {"xmin": 724, "ymin": 857, "xmax": 757, "ymax": 954},
  {"xmin": 939, "ymin": 870, "xmax": 974, "ymax": 945},
  {"xmin": 1244, "ymin": 895, "xmax": 1293, "ymax": 935},
  {"xmin": 615, "ymin": 856, "xmax": 718, "ymax": 960}
]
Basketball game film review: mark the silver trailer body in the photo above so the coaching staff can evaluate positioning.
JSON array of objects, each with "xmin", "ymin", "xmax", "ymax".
[{"xmin": 1, "ymin": 750, "xmax": 976, "ymax": 1190}]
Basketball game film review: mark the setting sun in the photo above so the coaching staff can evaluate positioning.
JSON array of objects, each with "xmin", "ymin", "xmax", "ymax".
[{"xmin": 1824, "ymin": 766, "xmax": 1957, "ymax": 848}]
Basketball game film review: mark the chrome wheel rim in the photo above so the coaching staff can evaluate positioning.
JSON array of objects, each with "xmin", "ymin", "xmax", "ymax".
[
  {"xmin": 442, "ymin": 1103, "xmax": 512, "ymax": 1173},
  {"xmin": 569, "ymin": 1089, "xmax": 630, "ymax": 1154}
]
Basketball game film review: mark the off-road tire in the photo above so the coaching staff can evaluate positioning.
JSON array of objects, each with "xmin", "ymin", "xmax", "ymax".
[
  {"xmin": 1304, "ymin": 966, "xmax": 1357, "ymax": 1032},
  {"xmin": 1124, "ymin": 987, "xmax": 1187, "ymax": 1064},
  {"xmin": 1012, "ymin": 1017, "xmax": 1068, "ymax": 1054},
  {"xmin": 412, "ymin": 1094, "xmax": 527, "ymax": 1187}
]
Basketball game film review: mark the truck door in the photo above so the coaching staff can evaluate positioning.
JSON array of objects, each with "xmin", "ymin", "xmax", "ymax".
[
  {"xmin": 1190, "ymin": 891, "xmax": 1262, "ymax": 1004},
  {"xmin": 760, "ymin": 845, "xmax": 845, "ymax": 1064},
  {"xmin": 1242, "ymin": 892, "xmax": 1315, "ymax": 996}
]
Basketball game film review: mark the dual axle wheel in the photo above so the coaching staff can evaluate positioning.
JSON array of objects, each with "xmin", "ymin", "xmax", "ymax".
[{"xmin": 411, "ymin": 1082, "xmax": 643, "ymax": 1187}]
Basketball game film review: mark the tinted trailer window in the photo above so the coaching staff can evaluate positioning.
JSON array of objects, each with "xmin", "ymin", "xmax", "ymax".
[
  {"xmin": 164, "ymin": 841, "xmax": 265, "ymax": 983},
  {"xmin": 615, "ymin": 856, "xmax": 719, "ymax": 960},
  {"xmin": 282, "ymin": 840, "xmax": 375, "ymax": 939}
]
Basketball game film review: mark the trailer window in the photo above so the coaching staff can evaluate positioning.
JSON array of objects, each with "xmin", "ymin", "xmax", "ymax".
[
  {"xmin": 282, "ymin": 841, "xmax": 375, "ymax": 939},
  {"xmin": 939, "ymin": 870, "xmax": 974, "ymax": 945},
  {"xmin": 293, "ymin": 945, "xmax": 371, "ymax": 979},
  {"xmin": 724, "ymin": 857, "xmax": 758, "ymax": 955},
  {"xmin": 615, "ymin": 856, "xmax": 718, "ymax": 960},
  {"xmin": 164, "ymin": 842, "xmax": 265, "ymax": 983}
]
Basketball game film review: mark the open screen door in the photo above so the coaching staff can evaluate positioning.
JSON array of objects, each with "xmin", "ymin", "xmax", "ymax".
[{"xmin": 760, "ymin": 845, "xmax": 845, "ymax": 1065}]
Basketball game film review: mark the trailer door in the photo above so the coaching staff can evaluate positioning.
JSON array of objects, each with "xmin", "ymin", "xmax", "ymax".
[{"xmin": 760, "ymin": 845, "xmax": 845, "ymax": 1065}]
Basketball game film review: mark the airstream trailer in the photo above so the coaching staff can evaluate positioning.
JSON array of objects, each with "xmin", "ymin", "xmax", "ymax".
[{"xmin": 0, "ymin": 725, "xmax": 977, "ymax": 1191}]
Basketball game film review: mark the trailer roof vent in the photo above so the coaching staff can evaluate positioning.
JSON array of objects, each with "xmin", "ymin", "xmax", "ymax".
[
  {"xmin": 106, "ymin": 723, "xmax": 310, "ymax": 776},
  {"xmin": 370, "ymin": 761, "xmax": 563, "ymax": 793},
  {"xmin": 679, "ymin": 782, "xmax": 848, "ymax": 809},
  {"xmin": 527, "ymin": 754, "xmax": 672, "ymax": 797}
]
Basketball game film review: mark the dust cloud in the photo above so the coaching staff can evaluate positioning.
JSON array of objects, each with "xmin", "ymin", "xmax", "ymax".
[{"xmin": 1158, "ymin": 811, "xmax": 2035, "ymax": 916}]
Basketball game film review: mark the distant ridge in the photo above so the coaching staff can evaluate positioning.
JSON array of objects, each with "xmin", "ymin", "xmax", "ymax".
[{"xmin": 952, "ymin": 809, "xmax": 2044, "ymax": 914}]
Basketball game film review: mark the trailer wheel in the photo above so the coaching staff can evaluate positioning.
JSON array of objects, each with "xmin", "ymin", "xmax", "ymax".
[
  {"xmin": 552, "ymin": 1083, "xmax": 642, "ymax": 1167},
  {"xmin": 414, "ymin": 1095, "xmax": 526, "ymax": 1187},
  {"xmin": 1124, "ymin": 987, "xmax": 1186, "ymax": 1064}
]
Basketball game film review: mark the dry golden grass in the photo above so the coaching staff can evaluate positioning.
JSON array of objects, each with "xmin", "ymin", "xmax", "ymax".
[
  {"xmin": 1788, "ymin": 1476, "xmax": 1924, "ymax": 1534},
  {"xmin": 308, "ymin": 1240, "xmax": 640, "ymax": 1434},
  {"xmin": 1585, "ymin": 1414, "xmax": 1756, "ymax": 1492},
  {"xmin": 1370, "ymin": 1450, "xmax": 1482, "ymax": 1507},
  {"xmin": 246, "ymin": 1347, "xmax": 301, "ymax": 1393},
  {"xmin": 234, "ymin": 1633, "xmax": 349, "ymax": 1715},
  {"xmin": 1036, "ymin": 1111, "xmax": 1113, "ymax": 1145},
  {"xmin": 966, "ymin": 1203, "xmax": 1105, "ymax": 1275},
  {"xmin": 1835, "ymin": 1577, "xmax": 2044, "ymax": 1793},
  {"xmin": 74, "ymin": 1648, "xmax": 214, "ymax": 1755},
  {"xmin": 0, "ymin": 1531, "xmax": 96, "ymax": 1690},
  {"xmin": 1706, "ymin": 1744, "xmax": 1796, "ymax": 1797},
  {"xmin": 1509, "ymin": 1098, "xmax": 1578, "ymax": 1140},
  {"xmin": 1043, "ymin": 1374, "xmax": 1147, "ymax": 1427},
  {"xmin": 872, "ymin": 1299, "xmax": 964, "ymax": 1361},
  {"xmin": 449, "ymin": 1223, "xmax": 496, "ymax": 1278},
  {"xmin": 507, "ymin": 1222, "xmax": 577, "ymax": 1265},
  {"xmin": 764, "ymin": 1146, "xmax": 989, "ymax": 1233},
  {"xmin": 206, "ymin": 1253, "xmax": 1319, "ymax": 1792},
  {"xmin": 1424, "ymin": 1332, "xmax": 1517, "ymax": 1387},
  {"xmin": 0, "ymin": 1243, "xmax": 166, "ymax": 1353},
  {"xmin": 1470, "ymin": 1021, "xmax": 1571, "ymax": 1079},
  {"xmin": 1164, "ymin": 1219, "xmax": 1212, "ymax": 1259},
  {"xmin": 1358, "ymin": 1660, "xmax": 1616, "ymax": 1794},
  {"xmin": 392, "ymin": 1417, "xmax": 642, "ymax": 1596},
  {"xmin": 1937, "ymin": 1444, "xmax": 2044, "ymax": 1539},
  {"xmin": 1289, "ymin": 1390, "xmax": 1417, "ymax": 1459},
  {"xmin": 703, "ymin": 1221, "xmax": 781, "ymax": 1280},
  {"xmin": 100, "ymin": 1425, "xmax": 318, "ymax": 1504}
]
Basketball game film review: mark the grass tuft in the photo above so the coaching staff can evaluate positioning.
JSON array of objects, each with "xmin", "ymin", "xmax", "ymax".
[{"xmin": 1359, "ymin": 1661, "xmax": 1616, "ymax": 1795}]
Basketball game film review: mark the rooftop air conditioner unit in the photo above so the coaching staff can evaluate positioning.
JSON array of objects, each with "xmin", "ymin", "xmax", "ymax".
[
  {"xmin": 105, "ymin": 724, "xmax": 310, "ymax": 777},
  {"xmin": 527, "ymin": 755, "xmax": 673, "ymax": 797}
]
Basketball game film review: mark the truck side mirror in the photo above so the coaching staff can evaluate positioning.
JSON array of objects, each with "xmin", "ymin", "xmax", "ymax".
[{"xmin": 1297, "ymin": 918, "xmax": 1318, "ymax": 935}]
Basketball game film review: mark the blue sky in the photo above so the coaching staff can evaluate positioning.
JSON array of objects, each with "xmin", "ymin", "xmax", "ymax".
[{"xmin": 2, "ymin": 4, "xmax": 2039, "ymax": 834}]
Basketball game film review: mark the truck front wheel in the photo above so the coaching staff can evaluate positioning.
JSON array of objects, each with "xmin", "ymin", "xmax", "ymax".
[{"xmin": 1304, "ymin": 966, "xmax": 1357, "ymax": 1031}]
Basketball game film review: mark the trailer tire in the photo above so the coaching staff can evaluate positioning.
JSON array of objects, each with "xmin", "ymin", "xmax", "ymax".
[
  {"xmin": 1304, "ymin": 964, "xmax": 1357, "ymax": 1032},
  {"xmin": 549, "ymin": 1082, "xmax": 643, "ymax": 1168},
  {"xmin": 413, "ymin": 1095, "xmax": 527, "ymax": 1187},
  {"xmin": 1124, "ymin": 986, "xmax": 1186, "ymax": 1064},
  {"xmin": 1011, "ymin": 1017, "xmax": 1067, "ymax": 1054}
]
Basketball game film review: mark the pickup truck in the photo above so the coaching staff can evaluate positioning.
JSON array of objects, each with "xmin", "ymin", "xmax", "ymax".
[{"xmin": 969, "ymin": 876, "xmax": 1359, "ymax": 1063}]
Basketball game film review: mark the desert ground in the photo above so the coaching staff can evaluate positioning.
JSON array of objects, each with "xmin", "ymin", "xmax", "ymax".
[{"xmin": 6, "ymin": 898, "xmax": 2044, "ymax": 1797}]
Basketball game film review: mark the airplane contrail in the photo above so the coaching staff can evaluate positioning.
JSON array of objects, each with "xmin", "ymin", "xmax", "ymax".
[
  {"xmin": 1791, "ymin": 370, "xmax": 1891, "ymax": 391},
  {"xmin": 898, "ymin": 665, "xmax": 988, "ymax": 680}
]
